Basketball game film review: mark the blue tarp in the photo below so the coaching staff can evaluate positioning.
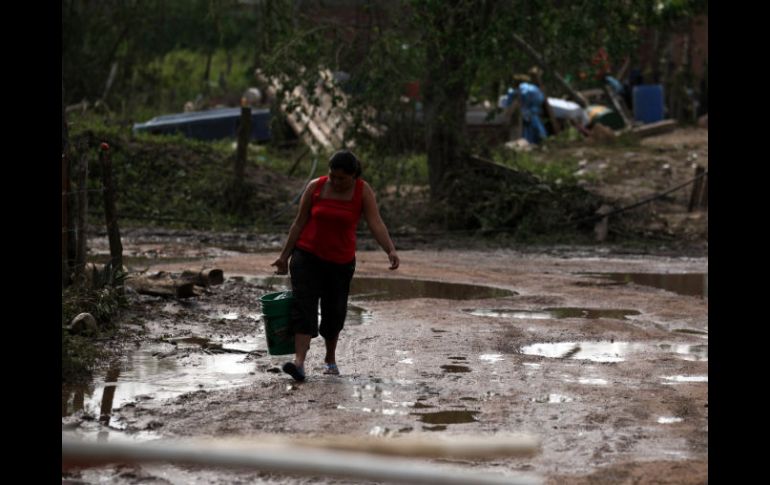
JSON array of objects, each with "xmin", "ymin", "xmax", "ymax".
[{"xmin": 133, "ymin": 107, "xmax": 271, "ymax": 142}]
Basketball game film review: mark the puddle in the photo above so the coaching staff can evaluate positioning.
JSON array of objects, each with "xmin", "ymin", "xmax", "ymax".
[
  {"xmin": 61, "ymin": 344, "xmax": 257, "ymax": 418},
  {"xmin": 575, "ymin": 378, "xmax": 609, "ymax": 386},
  {"xmin": 581, "ymin": 272, "xmax": 708, "ymax": 298},
  {"xmin": 479, "ymin": 354, "xmax": 504, "ymax": 363},
  {"xmin": 673, "ymin": 328, "xmax": 708, "ymax": 337},
  {"xmin": 346, "ymin": 304, "xmax": 373, "ymax": 325},
  {"xmin": 465, "ymin": 308, "xmax": 640, "ymax": 319},
  {"xmin": 532, "ymin": 394, "xmax": 573, "ymax": 403},
  {"xmin": 250, "ymin": 276, "xmax": 515, "ymax": 301},
  {"xmin": 657, "ymin": 416, "xmax": 684, "ymax": 424},
  {"xmin": 423, "ymin": 425, "xmax": 447, "ymax": 431},
  {"xmin": 413, "ymin": 410, "xmax": 479, "ymax": 425},
  {"xmin": 351, "ymin": 278, "xmax": 515, "ymax": 301},
  {"xmin": 520, "ymin": 341, "xmax": 708, "ymax": 362},
  {"xmin": 411, "ymin": 402, "xmax": 435, "ymax": 409},
  {"xmin": 441, "ymin": 365, "xmax": 471, "ymax": 373},
  {"xmin": 662, "ymin": 375, "xmax": 708, "ymax": 383}
]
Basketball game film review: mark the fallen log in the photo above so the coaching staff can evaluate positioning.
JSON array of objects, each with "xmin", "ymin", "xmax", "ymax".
[
  {"xmin": 180, "ymin": 268, "xmax": 224, "ymax": 287},
  {"xmin": 126, "ymin": 272, "xmax": 196, "ymax": 298}
]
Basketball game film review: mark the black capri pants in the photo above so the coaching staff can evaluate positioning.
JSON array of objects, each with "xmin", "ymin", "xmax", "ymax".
[{"xmin": 289, "ymin": 248, "xmax": 356, "ymax": 339}]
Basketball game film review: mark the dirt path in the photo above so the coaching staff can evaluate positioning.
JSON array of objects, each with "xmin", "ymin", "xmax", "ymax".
[{"xmin": 63, "ymin": 244, "xmax": 707, "ymax": 484}]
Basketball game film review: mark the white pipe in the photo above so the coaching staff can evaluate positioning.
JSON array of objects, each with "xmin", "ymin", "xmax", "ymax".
[{"xmin": 62, "ymin": 435, "xmax": 542, "ymax": 485}]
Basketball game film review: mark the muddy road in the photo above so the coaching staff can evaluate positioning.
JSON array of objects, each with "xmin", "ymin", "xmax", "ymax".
[{"xmin": 63, "ymin": 237, "xmax": 707, "ymax": 484}]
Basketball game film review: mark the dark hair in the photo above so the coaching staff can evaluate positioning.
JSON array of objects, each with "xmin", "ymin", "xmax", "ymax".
[{"xmin": 329, "ymin": 149, "xmax": 362, "ymax": 178}]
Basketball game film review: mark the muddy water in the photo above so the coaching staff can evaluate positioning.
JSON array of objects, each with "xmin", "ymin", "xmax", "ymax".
[
  {"xmin": 250, "ymin": 276, "xmax": 516, "ymax": 301},
  {"xmin": 581, "ymin": 272, "xmax": 708, "ymax": 298},
  {"xmin": 62, "ymin": 343, "xmax": 258, "ymax": 420},
  {"xmin": 520, "ymin": 341, "xmax": 708, "ymax": 362},
  {"xmin": 465, "ymin": 308, "xmax": 640, "ymax": 319},
  {"xmin": 62, "ymin": 276, "xmax": 514, "ymax": 429}
]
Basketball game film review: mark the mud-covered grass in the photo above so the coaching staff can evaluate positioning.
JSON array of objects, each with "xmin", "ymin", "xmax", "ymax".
[
  {"xmin": 62, "ymin": 266, "xmax": 129, "ymax": 384},
  {"xmin": 66, "ymin": 112, "xmax": 300, "ymax": 230}
]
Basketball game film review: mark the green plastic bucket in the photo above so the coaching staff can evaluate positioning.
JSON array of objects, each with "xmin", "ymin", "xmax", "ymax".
[{"xmin": 259, "ymin": 291, "xmax": 296, "ymax": 355}]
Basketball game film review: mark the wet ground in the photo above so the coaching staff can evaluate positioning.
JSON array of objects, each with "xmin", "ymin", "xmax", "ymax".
[{"xmin": 64, "ymin": 236, "xmax": 707, "ymax": 484}]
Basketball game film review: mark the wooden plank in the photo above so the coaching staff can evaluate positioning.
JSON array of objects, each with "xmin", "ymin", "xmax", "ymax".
[
  {"xmin": 603, "ymin": 85, "xmax": 633, "ymax": 129},
  {"xmin": 630, "ymin": 119, "xmax": 678, "ymax": 137}
]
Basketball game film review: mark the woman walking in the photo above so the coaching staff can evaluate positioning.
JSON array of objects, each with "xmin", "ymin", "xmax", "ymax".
[{"xmin": 271, "ymin": 150, "xmax": 399, "ymax": 381}]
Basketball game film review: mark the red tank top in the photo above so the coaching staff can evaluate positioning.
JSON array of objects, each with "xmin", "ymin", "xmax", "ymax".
[{"xmin": 296, "ymin": 176, "xmax": 363, "ymax": 264}]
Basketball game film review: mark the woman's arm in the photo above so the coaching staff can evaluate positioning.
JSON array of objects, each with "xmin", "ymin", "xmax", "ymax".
[
  {"xmin": 271, "ymin": 179, "xmax": 318, "ymax": 274},
  {"xmin": 361, "ymin": 181, "xmax": 399, "ymax": 270}
]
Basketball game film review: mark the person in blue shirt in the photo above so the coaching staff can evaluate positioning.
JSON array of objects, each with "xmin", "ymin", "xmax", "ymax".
[{"xmin": 503, "ymin": 79, "xmax": 548, "ymax": 145}]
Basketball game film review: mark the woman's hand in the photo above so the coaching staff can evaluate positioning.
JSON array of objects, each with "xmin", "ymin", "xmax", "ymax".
[
  {"xmin": 271, "ymin": 257, "xmax": 289, "ymax": 275},
  {"xmin": 387, "ymin": 250, "xmax": 400, "ymax": 270}
]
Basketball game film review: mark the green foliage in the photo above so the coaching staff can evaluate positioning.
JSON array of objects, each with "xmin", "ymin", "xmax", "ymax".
[
  {"xmin": 493, "ymin": 148, "xmax": 582, "ymax": 186},
  {"xmin": 63, "ymin": 0, "xmax": 260, "ymax": 118},
  {"xmin": 62, "ymin": 261, "xmax": 127, "ymax": 384},
  {"xmin": 68, "ymin": 112, "xmax": 294, "ymax": 229},
  {"xmin": 62, "ymin": 328, "xmax": 104, "ymax": 384}
]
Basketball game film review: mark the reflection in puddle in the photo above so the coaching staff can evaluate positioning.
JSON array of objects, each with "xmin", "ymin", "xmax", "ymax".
[
  {"xmin": 520, "ymin": 341, "xmax": 708, "ymax": 362},
  {"xmin": 662, "ymin": 375, "xmax": 708, "ymax": 383},
  {"xmin": 350, "ymin": 278, "xmax": 515, "ymax": 301},
  {"xmin": 250, "ymin": 276, "xmax": 515, "ymax": 301},
  {"xmin": 581, "ymin": 272, "xmax": 708, "ymax": 298},
  {"xmin": 346, "ymin": 304, "xmax": 373, "ymax": 325},
  {"xmin": 479, "ymin": 354, "xmax": 503, "ymax": 363},
  {"xmin": 658, "ymin": 416, "xmax": 684, "ymax": 424},
  {"xmin": 61, "ymin": 344, "xmax": 257, "ymax": 418},
  {"xmin": 532, "ymin": 394, "xmax": 573, "ymax": 403},
  {"xmin": 576, "ymin": 378, "xmax": 608, "ymax": 386},
  {"xmin": 414, "ymin": 410, "xmax": 478, "ymax": 425},
  {"xmin": 465, "ymin": 308, "xmax": 640, "ymax": 320}
]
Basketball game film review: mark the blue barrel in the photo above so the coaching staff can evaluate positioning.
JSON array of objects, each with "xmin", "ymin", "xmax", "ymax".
[{"xmin": 633, "ymin": 85, "xmax": 665, "ymax": 123}]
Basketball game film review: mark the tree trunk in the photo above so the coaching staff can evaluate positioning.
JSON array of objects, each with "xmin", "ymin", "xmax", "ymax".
[
  {"xmin": 418, "ymin": 0, "xmax": 496, "ymax": 203},
  {"xmin": 99, "ymin": 145, "xmax": 123, "ymax": 275},
  {"xmin": 203, "ymin": 51, "xmax": 213, "ymax": 94},
  {"xmin": 423, "ymin": 43, "xmax": 470, "ymax": 202}
]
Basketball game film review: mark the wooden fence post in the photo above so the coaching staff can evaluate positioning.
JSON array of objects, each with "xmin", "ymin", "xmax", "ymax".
[
  {"xmin": 62, "ymin": 152, "xmax": 69, "ymax": 287},
  {"xmin": 74, "ymin": 150, "xmax": 88, "ymax": 284},
  {"xmin": 688, "ymin": 165, "xmax": 705, "ymax": 212},
  {"xmin": 235, "ymin": 106, "xmax": 251, "ymax": 182}
]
